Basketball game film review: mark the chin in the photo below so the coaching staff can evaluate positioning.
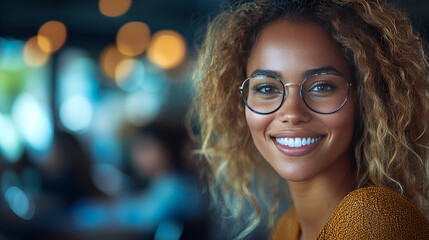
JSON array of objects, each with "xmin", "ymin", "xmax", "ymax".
[{"xmin": 273, "ymin": 163, "xmax": 318, "ymax": 182}]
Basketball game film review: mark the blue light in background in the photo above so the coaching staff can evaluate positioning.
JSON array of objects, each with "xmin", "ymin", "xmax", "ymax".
[
  {"xmin": 89, "ymin": 92, "xmax": 124, "ymax": 166},
  {"xmin": 121, "ymin": 62, "xmax": 169, "ymax": 126},
  {"xmin": 0, "ymin": 38, "xmax": 30, "ymax": 115},
  {"xmin": 4, "ymin": 186, "xmax": 35, "ymax": 220},
  {"xmin": 59, "ymin": 94, "xmax": 93, "ymax": 133},
  {"xmin": 0, "ymin": 114, "xmax": 23, "ymax": 162},
  {"xmin": 0, "ymin": 38, "xmax": 25, "ymax": 69},
  {"xmin": 57, "ymin": 50, "xmax": 97, "ymax": 133},
  {"xmin": 140, "ymin": 63, "xmax": 166, "ymax": 93},
  {"xmin": 124, "ymin": 90, "xmax": 163, "ymax": 126},
  {"xmin": 91, "ymin": 163, "xmax": 125, "ymax": 196},
  {"xmin": 11, "ymin": 92, "xmax": 53, "ymax": 153},
  {"xmin": 57, "ymin": 51, "xmax": 97, "ymax": 100},
  {"xmin": 91, "ymin": 133, "xmax": 122, "ymax": 166},
  {"xmin": 116, "ymin": 59, "xmax": 145, "ymax": 92},
  {"xmin": 154, "ymin": 220, "xmax": 184, "ymax": 240}
]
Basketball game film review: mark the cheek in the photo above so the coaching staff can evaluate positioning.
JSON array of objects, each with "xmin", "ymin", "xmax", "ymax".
[
  {"xmin": 245, "ymin": 109, "xmax": 263, "ymax": 135},
  {"xmin": 325, "ymin": 100, "xmax": 355, "ymax": 143},
  {"xmin": 245, "ymin": 108, "xmax": 272, "ymax": 148}
]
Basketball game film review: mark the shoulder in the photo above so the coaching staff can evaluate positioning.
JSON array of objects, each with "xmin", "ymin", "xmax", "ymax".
[
  {"xmin": 318, "ymin": 186, "xmax": 429, "ymax": 239},
  {"xmin": 271, "ymin": 208, "xmax": 300, "ymax": 240},
  {"xmin": 339, "ymin": 186, "xmax": 426, "ymax": 220}
]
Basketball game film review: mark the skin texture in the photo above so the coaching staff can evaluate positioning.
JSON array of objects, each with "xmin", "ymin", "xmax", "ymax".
[{"xmin": 245, "ymin": 20, "xmax": 356, "ymax": 239}]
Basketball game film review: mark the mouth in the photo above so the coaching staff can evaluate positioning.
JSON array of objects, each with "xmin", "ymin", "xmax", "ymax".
[
  {"xmin": 274, "ymin": 136, "xmax": 324, "ymax": 148},
  {"xmin": 272, "ymin": 135, "xmax": 326, "ymax": 156}
]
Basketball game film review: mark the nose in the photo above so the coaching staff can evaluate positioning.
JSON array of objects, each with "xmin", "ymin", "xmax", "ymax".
[{"xmin": 277, "ymin": 85, "xmax": 311, "ymax": 124}]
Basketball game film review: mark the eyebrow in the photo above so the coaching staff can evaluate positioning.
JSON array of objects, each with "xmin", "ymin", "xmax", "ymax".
[
  {"xmin": 249, "ymin": 69, "xmax": 282, "ymax": 79},
  {"xmin": 249, "ymin": 66, "xmax": 342, "ymax": 79},
  {"xmin": 302, "ymin": 66, "xmax": 342, "ymax": 78}
]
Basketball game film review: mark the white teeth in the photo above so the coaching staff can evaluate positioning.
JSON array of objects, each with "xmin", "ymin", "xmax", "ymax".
[
  {"xmin": 294, "ymin": 138, "xmax": 302, "ymax": 147},
  {"xmin": 288, "ymin": 138, "xmax": 294, "ymax": 147},
  {"xmin": 275, "ymin": 136, "xmax": 323, "ymax": 148}
]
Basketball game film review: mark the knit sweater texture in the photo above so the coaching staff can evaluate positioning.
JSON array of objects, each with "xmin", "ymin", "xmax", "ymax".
[{"xmin": 270, "ymin": 186, "xmax": 429, "ymax": 239}]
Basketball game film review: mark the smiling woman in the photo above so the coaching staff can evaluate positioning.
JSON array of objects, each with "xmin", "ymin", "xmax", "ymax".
[{"xmin": 190, "ymin": 0, "xmax": 429, "ymax": 239}]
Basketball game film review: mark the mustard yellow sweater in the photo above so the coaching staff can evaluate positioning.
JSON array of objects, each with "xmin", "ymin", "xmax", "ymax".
[{"xmin": 271, "ymin": 186, "xmax": 429, "ymax": 239}]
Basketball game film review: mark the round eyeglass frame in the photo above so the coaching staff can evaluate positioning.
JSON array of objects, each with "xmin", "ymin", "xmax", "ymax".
[{"xmin": 239, "ymin": 72, "xmax": 352, "ymax": 115}]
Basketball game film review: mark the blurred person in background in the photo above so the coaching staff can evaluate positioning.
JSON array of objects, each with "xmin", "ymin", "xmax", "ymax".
[
  {"xmin": 33, "ymin": 131, "xmax": 106, "ymax": 238},
  {"xmin": 72, "ymin": 124, "xmax": 207, "ymax": 240},
  {"xmin": 40, "ymin": 131, "xmax": 105, "ymax": 206}
]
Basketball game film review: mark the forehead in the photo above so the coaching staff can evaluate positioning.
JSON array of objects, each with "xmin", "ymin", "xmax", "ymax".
[{"xmin": 246, "ymin": 20, "xmax": 351, "ymax": 80}]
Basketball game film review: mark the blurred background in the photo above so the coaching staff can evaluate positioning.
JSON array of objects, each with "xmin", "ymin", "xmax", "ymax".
[{"xmin": 0, "ymin": 0, "xmax": 428, "ymax": 239}]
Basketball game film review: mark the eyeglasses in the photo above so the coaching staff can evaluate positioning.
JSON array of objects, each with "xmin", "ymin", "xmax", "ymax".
[{"xmin": 239, "ymin": 72, "xmax": 352, "ymax": 115}]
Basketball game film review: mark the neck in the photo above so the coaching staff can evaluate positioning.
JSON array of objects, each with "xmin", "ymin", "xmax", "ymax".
[{"xmin": 288, "ymin": 155, "xmax": 355, "ymax": 240}]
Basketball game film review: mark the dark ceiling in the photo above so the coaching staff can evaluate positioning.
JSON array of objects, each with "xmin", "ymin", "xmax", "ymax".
[{"xmin": 1, "ymin": 0, "xmax": 429, "ymax": 55}]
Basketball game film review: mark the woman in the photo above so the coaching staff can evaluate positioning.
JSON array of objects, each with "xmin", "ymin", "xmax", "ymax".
[{"xmin": 190, "ymin": 0, "xmax": 429, "ymax": 239}]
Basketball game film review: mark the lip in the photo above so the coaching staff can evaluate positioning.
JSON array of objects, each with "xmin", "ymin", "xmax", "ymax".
[{"xmin": 271, "ymin": 132, "xmax": 326, "ymax": 157}]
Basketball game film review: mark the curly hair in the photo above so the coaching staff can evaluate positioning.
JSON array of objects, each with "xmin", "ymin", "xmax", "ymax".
[{"xmin": 190, "ymin": 0, "xmax": 429, "ymax": 238}]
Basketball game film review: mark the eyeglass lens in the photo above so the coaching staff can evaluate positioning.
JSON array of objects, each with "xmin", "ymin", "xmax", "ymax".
[{"xmin": 240, "ymin": 74, "xmax": 349, "ymax": 114}]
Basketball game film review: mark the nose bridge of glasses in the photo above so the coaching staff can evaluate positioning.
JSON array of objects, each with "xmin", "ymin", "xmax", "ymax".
[
  {"xmin": 283, "ymin": 82, "xmax": 301, "ymax": 88},
  {"xmin": 283, "ymin": 82, "xmax": 301, "ymax": 96}
]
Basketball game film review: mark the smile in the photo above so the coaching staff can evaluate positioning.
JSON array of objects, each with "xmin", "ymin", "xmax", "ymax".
[
  {"xmin": 272, "ymin": 135, "xmax": 325, "ymax": 157},
  {"xmin": 275, "ymin": 136, "xmax": 324, "ymax": 148}
]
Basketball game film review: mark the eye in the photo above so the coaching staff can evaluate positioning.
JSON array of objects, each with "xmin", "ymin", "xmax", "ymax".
[
  {"xmin": 308, "ymin": 81, "xmax": 336, "ymax": 93},
  {"xmin": 252, "ymin": 83, "xmax": 281, "ymax": 95}
]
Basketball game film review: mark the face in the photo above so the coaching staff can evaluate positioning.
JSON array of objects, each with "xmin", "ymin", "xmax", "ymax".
[
  {"xmin": 132, "ymin": 137, "xmax": 170, "ymax": 177},
  {"xmin": 245, "ymin": 20, "xmax": 355, "ymax": 182}
]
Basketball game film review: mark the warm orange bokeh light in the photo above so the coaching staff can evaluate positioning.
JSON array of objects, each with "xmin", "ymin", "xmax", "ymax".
[
  {"xmin": 37, "ymin": 21, "xmax": 67, "ymax": 54},
  {"xmin": 147, "ymin": 30, "xmax": 187, "ymax": 70},
  {"xmin": 99, "ymin": 0, "xmax": 132, "ymax": 17},
  {"xmin": 24, "ymin": 36, "xmax": 50, "ymax": 67},
  {"xmin": 115, "ymin": 58, "xmax": 135, "ymax": 81},
  {"xmin": 117, "ymin": 22, "xmax": 150, "ymax": 57},
  {"xmin": 100, "ymin": 44, "xmax": 132, "ymax": 80}
]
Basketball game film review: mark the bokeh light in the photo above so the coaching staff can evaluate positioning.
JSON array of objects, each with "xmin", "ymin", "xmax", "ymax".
[
  {"xmin": 125, "ymin": 90, "xmax": 163, "ymax": 126},
  {"xmin": 116, "ymin": 59, "xmax": 145, "ymax": 91},
  {"xmin": 0, "ymin": 38, "xmax": 25, "ymax": 69},
  {"xmin": 99, "ymin": 0, "xmax": 132, "ymax": 17},
  {"xmin": 0, "ymin": 114, "xmax": 23, "ymax": 162},
  {"xmin": 57, "ymin": 54, "xmax": 97, "ymax": 94},
  {"xmin": 37, "ymin": 36, "xmax": 52, "ymax": 54},
  {"xmin": 117, "ymin": 21, "xmax": 150, "ymax": 57},
  {"xmin": 23, "ymin": 36, "xmax": 50, "ymax": 68},
  {"xmin": 59, "ymin": 94, "xmax": 93, "ymax": 133},
  {"xmin": 11, "ymin": 92, "xmax": 53, "ymax": 152},
  {"xmin": 140, "ymin": 66, "xmax": 166, "ymax": 93},
  {"xmin": 146, "ymin": 30, "xmax": 187, "ymax": 70},
  {"xmin": 5, "ymin": 186, "xmax": 35, "ymax": 220},
  {"xmin": 37, "ymin": 21, "xmax": 67, "ymax": 54},
  {"xmin": 100, "ymin": 44, "xmax": 132, "ymax": 80},
  {"xmin": 115, "ymin": 58, "xmax": 135, "ymax": 82},
  {"xmin": 57, "ymin": 52, "xmax": 97, "ymax": 133}
]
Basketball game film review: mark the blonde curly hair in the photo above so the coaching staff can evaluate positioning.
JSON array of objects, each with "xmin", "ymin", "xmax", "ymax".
[{"xmin": 189, "ymin": 0, "xmax": 429, "ymax": 238}]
